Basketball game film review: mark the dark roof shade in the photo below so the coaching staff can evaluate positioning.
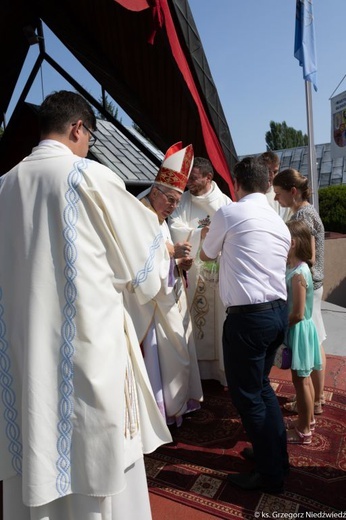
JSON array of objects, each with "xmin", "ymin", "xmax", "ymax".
[{"xmin": 0, "ymin": 0, "xmax": 238, "ymax": 197}]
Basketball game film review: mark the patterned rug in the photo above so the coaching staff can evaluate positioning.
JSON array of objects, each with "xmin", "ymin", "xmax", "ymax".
[{"xmin": 146, "ymin": 356, "xmax": 346, "ymax": 518}]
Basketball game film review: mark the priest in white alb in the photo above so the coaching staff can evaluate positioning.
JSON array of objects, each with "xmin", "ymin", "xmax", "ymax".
[
  {"xmin": 169, "ymin": 157, "xmax": 232, "ymax": 386},
  {"xmin": 0, "ymin": 90, "xmax": 172, "ymax": 520}
]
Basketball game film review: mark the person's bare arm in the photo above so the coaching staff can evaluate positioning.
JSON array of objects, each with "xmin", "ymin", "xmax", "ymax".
[
  {"xmin": 310, "ymin": 235, "xmax": 316, "ymax": 265},
  {"xmin": 199, "ymin": 248, "xmax": 216, "ymax": 262},
  {"xmin": 288, "ymin": 273, "xmax": 307, "ymax": 327}
]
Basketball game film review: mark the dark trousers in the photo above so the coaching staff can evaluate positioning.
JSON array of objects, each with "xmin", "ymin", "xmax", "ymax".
[{"xmin": 223, "ymin": 301, "xmax": 289, "ymax": 481}]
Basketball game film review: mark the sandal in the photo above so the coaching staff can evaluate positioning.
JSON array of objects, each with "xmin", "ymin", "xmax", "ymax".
[
  {"xmin": 283, "ymin": 401, "xmax": 298, "ymax": 413},
  {"xmin": 314, "ymin": 402, "xmax": 323, "ymax": 415},
  {"xmin": 285, "ymin": 418, "xmax": 316, "ymax": 432},
  {"xmin": 288, "ymin": 394, "xmax": 326, "ymax": 405},
  {"xmin": 287, "ymin": 427, "xmax": 312, "ymax": 445},
  {"xmin": 284, "ymin": 400, "xmax": 323, "ymax": 415},
  {"xmin": 287, "ymin": 394, "xmax": 296, "ymax": 403}
]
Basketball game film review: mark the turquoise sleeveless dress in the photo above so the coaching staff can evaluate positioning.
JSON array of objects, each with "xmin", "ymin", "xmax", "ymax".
[{"xmin": 286, "ymin": 262, "xmax": 322, "ymax": 377}]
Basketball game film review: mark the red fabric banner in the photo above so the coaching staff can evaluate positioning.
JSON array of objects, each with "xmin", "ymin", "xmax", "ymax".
[
  {"xmin": 113, "ymin": 0, "xmax": 149, "ymax": 11},
  {"xmin": 113, "ymin": 0, "xmax": 234, "ymax": 197},
  {"xmin": 149, "ymin": 0, "xmax": 234, "ymax": 197}
]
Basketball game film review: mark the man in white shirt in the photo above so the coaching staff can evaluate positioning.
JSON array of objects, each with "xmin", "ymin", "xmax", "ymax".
[
  {"xmin": 200, "ymin": 156, "xmax": 291, "ymax": 494},
  {"xmin": 169, "ymin": 157, "xmax": 231, "ymax": 386}
]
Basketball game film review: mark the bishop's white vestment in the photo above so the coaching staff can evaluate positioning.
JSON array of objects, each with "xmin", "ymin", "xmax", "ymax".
[
  {"xmin": 169, "ymin": 181, "xmax": 231, "ymax": 386},
  {"xmin": 0, "ymin": 141, "xmax": 172, "ymax": 519},
  {"xmin": 125, "ymin": 192, "xmax": 203, "ymax": 426}
]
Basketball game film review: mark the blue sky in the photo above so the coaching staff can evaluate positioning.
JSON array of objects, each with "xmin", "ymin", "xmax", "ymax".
[
  {"xmin": 188, "ymin": 0, "xmax": 346, "ymax": 155},
  {"xmin": 6, "ymin": 1, "xmax": 346, "ymax": 157}
]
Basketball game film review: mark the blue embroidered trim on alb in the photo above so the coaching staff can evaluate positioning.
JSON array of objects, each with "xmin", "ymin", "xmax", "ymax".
[
  {"xmin": 132, "ymin": 233, "xmax": 164, "ymax": 288},
  {"xmin": 55, "ymin": 159, "xmax": 85, "ymax": 496},
  {"xmin": 0, "ymin": 288, "xmax": 23, "ymax": 474}
]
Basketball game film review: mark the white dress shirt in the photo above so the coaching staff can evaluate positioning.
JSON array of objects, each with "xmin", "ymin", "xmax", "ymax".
[{"xmin": 202, "ymin": 193, "xmax": 291, "ymax": 308}]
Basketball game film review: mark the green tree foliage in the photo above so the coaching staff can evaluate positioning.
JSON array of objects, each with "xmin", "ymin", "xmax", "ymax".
[
  {"xmin": 96, "ymin": 95, "xmax": 122, "ymax": 123},
  {"xmin": 265, "ymin": 121, "xmax": 308, "ymax": 150},
  {"xmin": 319, "ymin": 185, "xmax": 346, "ymax": 234}
]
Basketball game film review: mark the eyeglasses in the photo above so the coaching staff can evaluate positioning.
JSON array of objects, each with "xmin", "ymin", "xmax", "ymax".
[
  {"xmin": 72, "ymin": 122, "xmax": 97, "ymax": 148},
  {"xmin": 82, "ymin": 123, "xmax": 97, "ymax": 148},
  {"xmin": 155, "ymin": 186, "xmax": 180, "ymax": 207}
]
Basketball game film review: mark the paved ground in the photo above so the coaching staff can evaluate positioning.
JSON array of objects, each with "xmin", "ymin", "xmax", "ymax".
[{"xmin": 321, "ymin": 301, "xmax": 346, "ymax": 356}]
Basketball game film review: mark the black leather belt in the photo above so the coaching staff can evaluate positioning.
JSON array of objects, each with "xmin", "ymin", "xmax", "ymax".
[{"xmin": 226, "ymin": 299, "xmax": 285, "ymax": 315}]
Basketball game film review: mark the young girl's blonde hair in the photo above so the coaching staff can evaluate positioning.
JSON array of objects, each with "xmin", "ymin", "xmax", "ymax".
[{"xmin": 286, "ymin": 220, "xmax": 312, "ymax": 267}]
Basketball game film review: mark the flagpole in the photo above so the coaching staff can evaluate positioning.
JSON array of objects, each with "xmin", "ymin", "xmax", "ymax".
[
  {"xmin": 295, "ymin": 0, "xmax": 319, "ymax": 212},
  {"xmin": 305, "ymin": 80, "xmax": 319, "ymax": 213}
]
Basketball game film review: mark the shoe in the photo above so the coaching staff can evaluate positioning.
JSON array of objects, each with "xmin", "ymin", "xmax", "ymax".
[
  {"xmin": 284, "ymin": 400, "xmax": 323, "ymax": 416},
  {"xmin": 283, "ymin": 463, "xmax": 291, "ymax": 477},
  {"xmin": 227, "ymin": 471, "xmax": 284, "ymax": 494},
  {"xmin": 314, "ymin": 402, "xmax": 323, "ymax": 415},
  {"xmin": 241, "ymin": 446, "xmax": 255, "ymax": 460},
  {"xmin": 286, "ymin": 426, "xmax": 312, "ymax": 445},
  {"xmin": 283, "ymin": 401, "xmax": 298, "ymax": 413},
  {"xmin": 287, "ymin": 394, "xmax": 296, "ymax": 403},
  {"xmin": 240, "ymin": 446, "xmax": 290, "ymax": 476},
  {"xmin": 284, "ymin": 418, "xmax": 316, "ymax": 432},
  {"xmin": 314, "ymin": 395, "xmax": 326, "ymax": 406},
  {"xmin": 288, "ymin": 393, "xmax": 326, "ymax": 405}
]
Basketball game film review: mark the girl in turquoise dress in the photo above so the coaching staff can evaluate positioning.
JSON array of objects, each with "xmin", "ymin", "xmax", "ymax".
[{"xmin": 285, "ymin": 220, "xmax": 322, "ymax": 445}]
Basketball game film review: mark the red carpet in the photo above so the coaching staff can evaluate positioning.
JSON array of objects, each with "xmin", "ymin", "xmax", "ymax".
[
  {"xmin": 147, "ymin": 355, "xmax": 346, "ymax": 518},
  {"xmin": 1, "ymin": 356, "xmax": 345, "ymax": 518}
]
